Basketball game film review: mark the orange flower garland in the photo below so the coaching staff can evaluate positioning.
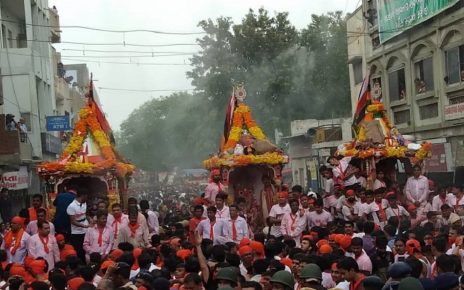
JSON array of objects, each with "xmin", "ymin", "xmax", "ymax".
[
  {"xmin": 38, "ymin": 101, "xmax": 135, "ymax": 178},
  {"xmin": 224, "ymin": 104, "xmax": 267, "ymax": 150}
]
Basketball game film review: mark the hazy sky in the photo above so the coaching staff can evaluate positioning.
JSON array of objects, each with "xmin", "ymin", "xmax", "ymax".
[{"xmin": 49, "ymin": 0, "xmax": 360, "ymax": 130}]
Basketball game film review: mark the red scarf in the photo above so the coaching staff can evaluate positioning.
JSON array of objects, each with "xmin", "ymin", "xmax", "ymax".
[
  {"xmin": 128, "ymin": 223, "xmax": 140, "ymax": 238},
  {"xmin": 210, "ymin": 222, "xmax": 215, "ymax": 241},
  {"xmin": 231, "ymin": 219, "xmax": 237, "ymax": 241},
  {"xmin": 39, "ymin": 235, "xmax": 49, "ymax": 254},
  {"xmin": 4, "ymin": 228, "xmax": 25, "ymax": 255},
  {"xmin": 97, "ymin": 226, "xmax": 105, "ymax": 246},
  {"xmin": 113, "ymin": 215, "xmax": 122, "ymax": 239},
  {"xmin": 376, "ymin": 200, "xmax": 386, "ymax": 222}
]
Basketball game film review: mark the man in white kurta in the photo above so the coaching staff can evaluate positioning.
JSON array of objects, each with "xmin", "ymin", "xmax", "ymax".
[
  {"xmin": 196, "ymin": 206, "xmax": 229, "ymax": 245},
  {"xmin": 84, "ymin": 211, "xmax": 114, "ymax": 261},
  {"xmin": 116, "ymin": 209, "xmax": 150, "ymax": 248},
  {"xmin": 27, "ymin": 220, "xmax": 60, "ymax": 269},
  {"xmin": 226, "ymin": 205, "xmax": 248, "ymax": 244},
  {"xmin": 107, "ymin": 203, "xmax": 129, "ymax": 243},
  {"xmin": 281, "ymin": 199, "xmax": 306, "ymax": 247},
  {"xmin": 405, "ymin": 166, "xmax": 429, "ymax": 207}
]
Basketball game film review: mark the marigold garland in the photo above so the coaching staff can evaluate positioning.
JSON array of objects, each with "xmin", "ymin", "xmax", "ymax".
[
  {"xmin": 203, "ymin": 152, "xmax": 287, "ymax": 169},
  {"xmin": 224, "ymin": 103, "xmax": 267, "ymax": 150},
  {"xmin": 38, "ymin": 100, "xmax": 135, "ymax": 178}
]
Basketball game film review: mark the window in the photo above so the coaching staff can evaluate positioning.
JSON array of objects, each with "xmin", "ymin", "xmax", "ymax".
[
  {"xmin": 414, "ymin": 57, "xmax": 434, "ymax": 93},
  {"xmin": 394, "ymin": 110, "xmax": 410, "ymax": 125},
  {"xmin": 419, "ymin": 103, "xmax": 439, "ymax": 120},
  {"xmin": 445, "ymin": 45, "xmax": 464, "ymax": 85},
  {"xmin": 8, "ymin": 30, "xmax": 12, "ymax": 48},
  {"xmin": 353, "ymin": 60, "xmax": 363, "ymax": 84},
  {"xmin": 388, "ymin": 68, "xmax": 406, "ymax": 101},
  {"xmin": 1, "ymin": 25, "xmax": 6, "ymax": 48},
  {"xmin": 450, "ymin": 95, "xmax": 464, "ymax": 105}
]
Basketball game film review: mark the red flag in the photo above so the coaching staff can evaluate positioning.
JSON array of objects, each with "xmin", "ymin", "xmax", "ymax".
[
  {"xmin": 223, "ymin": 93, "xmax": 236, "ymax": 142},
  {"xmin": 353, "ymin": 70, "xmax": 371, "ymax": 127}
]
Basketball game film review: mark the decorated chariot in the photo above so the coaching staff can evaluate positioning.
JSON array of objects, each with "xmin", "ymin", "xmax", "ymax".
[
  {"xmin": 37, "ymin": 79, "xmax": 135, "ymax": 214},
  {"xmin": 203, "ymin": 85, "xmax": 288, "ymax": 230}
]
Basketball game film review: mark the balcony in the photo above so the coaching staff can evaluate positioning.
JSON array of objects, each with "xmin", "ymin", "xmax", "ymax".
[
  {"xmin": 49, "ymin": 7, "xmax": 61, "ymax": 43},
  {"xmin": 55, "ymin": 75, "xmax": 70, "ymax": 102},
  {"xmin": 0, "ymin": 114, "xmax": 33, "ymax": 165}
]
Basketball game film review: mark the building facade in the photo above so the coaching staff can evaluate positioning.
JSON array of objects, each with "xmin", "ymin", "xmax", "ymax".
[
  {"xmin": 284, "ymin": 118, "xmax": 352, "ymax": 191},
  {"xmin": 0, "ymin": 1, "xmax": 89, "ymax": 202},
  {"xmin": 347, "ymin": 0, "xmax": 463, "ymax": 183}
]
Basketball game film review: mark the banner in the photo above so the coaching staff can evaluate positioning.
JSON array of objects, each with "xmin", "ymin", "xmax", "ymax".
[
  {"xmin": 378, "ymin": 0, "xmax": 459, "ymax": 43},
  {"xmin": 0, "ymin": 167, "xmax": 29, "ymax": 190}
]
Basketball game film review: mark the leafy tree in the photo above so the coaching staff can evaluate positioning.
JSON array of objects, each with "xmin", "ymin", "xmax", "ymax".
[{"xmin": 117, "ymin": 9, "xmax": 351, "ymax": 170}]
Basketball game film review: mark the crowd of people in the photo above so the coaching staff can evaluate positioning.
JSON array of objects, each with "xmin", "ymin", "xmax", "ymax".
[{"xmin": 0, "ymin": 159, "xmax": 462, "ymax": 290}]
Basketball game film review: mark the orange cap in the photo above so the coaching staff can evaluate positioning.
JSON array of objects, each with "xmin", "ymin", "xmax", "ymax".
[
  {"xmin": 277, "ymin": 191, "xmax": 289, "ymax": 198},
  {"xmin": 55, "ymin": 234, "xmax": 65, "ymax": 242},
  {"xmin": 239, "ymin": 238, "xmax": 251, "ymax": 248},
  {"xmin": 9, "ymin": 264, "xmax": 26, "ymax": 276},
  {"xmin": 61, "ymin": 249, "xmax": 77, "ymax": 261},
  {"xmin": 239, "ymin": 245, "xmax": 253, "ymax": 256},
  {"xmin": 249, "ymin": 241, "xmax": 264, "ymax": 256},
  {"xmin": 30, "ymin": 259, "xmax": 47, "ymax": 275},
  {"xmin": 68, "ymin": 277, "xmax": 85, "ymax": 290},
  {"xmin": 11, "ymin": 216, "xmax": 23, "ymax": 225},
  {"xmin": 133, "ymin": 247, "xmax": 143, "ymax": 258},
  {"xmin": 280, "ymin": 258, "xmax": 293, "ymax": 268},
  {"xmin": 339, "ymin": 235, "xmax": 352, "ymax": 250},
  {"xmin": 109, "ymin": 249, "xmax": 124, "ymax": 261},
  {"xmin": 406, "ymin": 239, "xmax": 421, "ymax": 255},
  {"xmin": 101, "ymin": 260, "xmax": 115, "ymax": 270},
  {"xmin": 345, "ymin": 189, "xmax": 355, "ymax": 197},
  {"xmin": 319, "ymin": 244, "xmax": 333, "ymax": 254},
  {"xmin": 316, "ymin": 239, "xmax": 329, "ymax": 248},
  {"xmin": 407, "ymin": 204, "xmax": 417, "ymax": 212},
  {"xmin": 329, "ymin": 234, "xmax": 337, "ymax": 241},
  {"xmin": 334, "ymin": 234, "xmax": 344, "ymax": 244},
  {"xmin": 177, "ymin": 249, "xmax": 192, "ymax": 261}
]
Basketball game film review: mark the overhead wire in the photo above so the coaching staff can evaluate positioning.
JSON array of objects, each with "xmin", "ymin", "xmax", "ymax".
[
  {"xmin": 98, "ymin": 87, "xmax": 194, "ymax": 92},
  {"xmin": 0, "ymin": 18, "xmax": 205, "ymax": 35}
]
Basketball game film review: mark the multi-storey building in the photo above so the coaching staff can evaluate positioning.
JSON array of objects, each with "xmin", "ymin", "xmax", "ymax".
[{"xmin": 347, "ymin": 0, "xmax": 463, "ymax": 183}]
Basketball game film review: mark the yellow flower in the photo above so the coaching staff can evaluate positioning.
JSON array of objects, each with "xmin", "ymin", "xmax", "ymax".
[
  {"xmin": 235, "ymin": 104, "xmax": 250, "ymax": 113},
  {"xmin": 248, "ymin": 126, "xmax": 266, "ymax": 140}
]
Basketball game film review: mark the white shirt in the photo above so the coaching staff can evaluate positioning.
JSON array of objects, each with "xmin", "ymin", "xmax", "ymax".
[
  {"xmin": 268, "ymin": 204, "xmax": 291, "ymax": 237},
  {"xmin": 146, "ymin": 210, "xmax": 159, "ymax": 234},
  {"xmin": 216, "ymin": 206, "xmax": 230, "ymax": 221},
  {"xmin": 67, "ymin": 200, "xmax": 88, "ymax": 235},
  {"xmin": 26, "ymin": 220, "xmax": 56, "ymax": 236},
  {"xmin": 196, "ymin": 218, "xmax": 229, "ymax": 245},
  {"xmin": 332, "ymin": 158, "xmax": 358, "ymax": 186},
  {"xmin": 385, "ymin": 206, "xmax": 410, "ymax": 220},
  {"xmin": 405, "ymin": 175, "xmax": 429, "ymax": 204},
  {"xmin": 1, "ymin": 231, "xmax": 30, "ymax": 264},
  {"xmin": 373, "ymin": 179, "xmax": 386, "ymax": 190},
  {"xmin": 432, "ymin": 194, "xmax": 455, "ymax": 212},
  {"xmin": 227, "ymin": 216, "xmax": 249, "ymax": 243},
  {"xmin": 307, "ymin": 210, "xmax": 333, "ymax": 228}
]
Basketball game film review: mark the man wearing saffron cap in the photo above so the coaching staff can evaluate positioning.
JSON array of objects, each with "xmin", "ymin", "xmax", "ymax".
[
  {"xmin": 268, "ymin": 191, "xmax": 291, "ymax": 238},
  {"xmin": 1, "ymin": 216, "xmax": 30, "ymax": 263},
  {"xmin": 27, "ymin": 220, "xmax": 59, "ymax": 270},
  {"xmin": 83, "ymin": 210, "xmax": 114, "ymax": 262},
  {"xmin": 205, "ymin": 169, "xmax": 224, "ymax": 205}
]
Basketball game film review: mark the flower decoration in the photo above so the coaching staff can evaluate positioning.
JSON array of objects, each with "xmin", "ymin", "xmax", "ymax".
[
  {"xmin": 38, "ymin": 99, "xmax": 135, "ymax": 178},
  {"xmin": 224, "ymin": 103, "xmax": 267, "ymax": 150},
  {"xmin": 204, "ymin": 152, "xmax": 287, "ymax": 169}
]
